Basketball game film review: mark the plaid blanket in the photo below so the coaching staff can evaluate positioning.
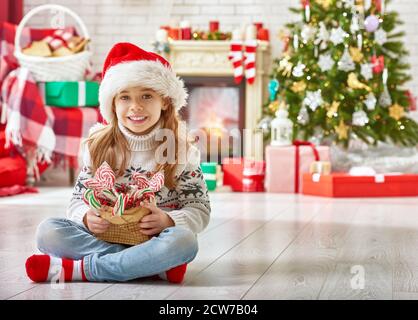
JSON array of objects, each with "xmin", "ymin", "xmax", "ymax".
[
  {"xmin": 1, "ymin": 68, "xmax": 102, "ymax": 166},
  {"xmin": 0, "ymin": 22, "xmax": 103, "ymax": 176}
]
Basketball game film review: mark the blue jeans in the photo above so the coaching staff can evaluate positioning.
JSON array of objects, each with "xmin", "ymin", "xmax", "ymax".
[{"xmin": 35, "ymin": 218, "xmax": 198, "ymax": 282}]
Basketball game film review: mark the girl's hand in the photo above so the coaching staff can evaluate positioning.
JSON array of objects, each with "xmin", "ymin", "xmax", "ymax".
[
  {"xmin": 83, "ymin": 208, "xmax": 111, "ymax": 234},
  {"xmin": 138, "ymin": 200, "xmax": 175, "ymax": 236}
]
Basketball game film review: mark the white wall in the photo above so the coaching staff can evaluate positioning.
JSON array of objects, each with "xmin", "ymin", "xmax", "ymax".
[{"xmin": 23, "ymin": 0, "xmax": 418, "ymax": 96}]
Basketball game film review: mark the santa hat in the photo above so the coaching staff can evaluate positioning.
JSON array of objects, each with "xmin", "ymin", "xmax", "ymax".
[{"xmin": 98, "ymin": 42, "xmax": 188, "ymax": 123}]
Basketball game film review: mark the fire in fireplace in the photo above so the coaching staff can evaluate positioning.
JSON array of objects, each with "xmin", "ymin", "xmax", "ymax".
[{"xmin": 180, "ymin": 76, "xmax": 245, "ymax": 163}]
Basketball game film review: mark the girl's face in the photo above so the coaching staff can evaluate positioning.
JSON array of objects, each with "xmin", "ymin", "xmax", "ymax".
[{"xmin": 114, "ymin": 86, "xmax": 167, "ymax": 135}]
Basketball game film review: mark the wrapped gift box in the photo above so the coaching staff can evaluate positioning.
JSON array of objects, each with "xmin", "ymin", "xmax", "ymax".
[
  {"xmin": 265, "ymin": 142, "xmax": 330, "ymax": 193},
  {"xmin": 201, "ymin": 162, "xmax": 217, "ymax": 191},
  {"xmin": 302, "ymin": 173, "xmax": 418, "ymax": 197},
  {"xmin": 38, "ymin": 81, "xmax": 99, "ymax": 107},
  {"xmin": 222, "ymin": 157, "xmax": 265, "ymax": 192}
]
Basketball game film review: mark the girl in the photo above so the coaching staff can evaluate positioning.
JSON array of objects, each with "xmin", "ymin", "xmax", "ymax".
[{"xmin": 25, "ymin": 42, "xmax": 211, "ymax": 283}]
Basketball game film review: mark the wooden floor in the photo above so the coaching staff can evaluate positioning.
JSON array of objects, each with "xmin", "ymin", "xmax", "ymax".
[{"xmin": 1, "ymin": 187, "xmax": 418, "ymax": 300}]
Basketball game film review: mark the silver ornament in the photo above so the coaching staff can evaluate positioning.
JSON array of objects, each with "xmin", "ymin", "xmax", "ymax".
[
  {"xmin": 379, "ymin": 85, "xmax": 392, "ymax": 107},
  {"xmin": 293, "ymin": 34, "xmax": 299, "ymax": 51},
  {"xmin": 360, "ymin": 63, "xmax": 373, "ymax": 80},
  {"xmin": 305, "ymin": 3, "xmax": 311, "ymax": 22},
  {"xmin": 292, "ymin": 62, "xmax": 306, "ymax": 77},
  {"xmin": 318, "ymin": 54, "xmax": 334, "ymax": 72},
  {"xmin": 374, "ymin": 29, "xmax": 387, "ymax": 45},
  {"xmin": 364, "ymin": 92, "xmax": 377, "ymax": 110},
  {"xmin": 338, "ymin": 47, "xmax": 355, "ymax": 72},
  {"xmin": 303, "ymin": 90, "xmax": 323, "ymax": 111},
  {"xmin": 297, "ymin": 106, "xmax": 310, "ymax": 125},
  {"xmin": 352, "ymin": 110, "xmax": 369, "ymax": 126},
  {"xmin": 350, "ymin": 15, "xmax": 360, "ymax": 33},
  {"xmin": 330, "ymin": 27, "xmax": 348, "ymax": 45},
  {"xmin": 357, "ymin": 33, "xmax": 363, "ymax": 50},
  {"xmin": 301, "ymin": 24, "xmax": 316, "ymax": 43},
  {"xmin": 314, "ymin": 22, "xmax": 330, "ymax": 49}
]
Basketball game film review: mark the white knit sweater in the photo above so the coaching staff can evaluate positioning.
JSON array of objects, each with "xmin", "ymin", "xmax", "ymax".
[{"xmin": 66, "ymin": 121, "xmax": 211, "ymax": 234}]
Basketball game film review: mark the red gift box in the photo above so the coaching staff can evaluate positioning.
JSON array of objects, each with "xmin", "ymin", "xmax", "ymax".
[
  {"xmin": 302, "ymin": 173, "xmax": 418, "ymax": 197},
  {"xmin": 222, "ymin": 157, "xmax": 265, "ymax": 192}
]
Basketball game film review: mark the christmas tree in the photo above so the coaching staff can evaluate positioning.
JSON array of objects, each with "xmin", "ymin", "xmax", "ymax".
[{"xmin": 261, "ymin": 0, "xmax": 418, "ymax": 147}]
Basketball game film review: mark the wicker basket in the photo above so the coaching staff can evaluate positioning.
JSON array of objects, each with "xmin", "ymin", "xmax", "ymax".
[
  {"xmin": 96, "ymin": 206, "xmax": 151, "ymax": 246},
  {"xmin": 14, "ymin": 4, "xmax": 92, "ymax": 82}
]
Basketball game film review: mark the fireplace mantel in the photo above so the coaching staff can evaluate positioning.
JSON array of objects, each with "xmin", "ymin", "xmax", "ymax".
[{"xmin": 166, "ymin": 40, "xmax": 271, "ymax": 160}]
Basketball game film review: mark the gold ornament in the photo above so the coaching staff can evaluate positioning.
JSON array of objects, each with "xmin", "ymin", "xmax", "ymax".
[
  {"xmin": 317, "ymin": 0, "xmax": 332, "ymax": 9},
  {"xmin": 389, "ymin": 103, "xmax": 405, "ymax": 120},
  {"xmin": 356, "ymin": 0, "xmax": 365, "ymax": 13},
  {"xmin": 268, "ymin": 100, "xmax": 279, "ymax": 113},
  {"xmin": 326, "ymin": 101, "xmax": 340, "ymax": 118},
  {"xmin": 335, "ymin": 120, "xmax": 348, "ymax": 140},
  {"xmin": 278, "ymin": 100, "xmax": 288, "ymax": 110},
  {"xmin": 277, "ymin": 55, "xmax": 293, "ymax": 77},
  {"xmin": 349, "ymin": 46, "xmax": 364, "ymax": 63},
  {"xmin": 291, "ymin": 80, "xmax": 307, "ymax": 93},
  {"xmin": 347, "ymin": 73, "xmax": 371, "ymax": 91}
]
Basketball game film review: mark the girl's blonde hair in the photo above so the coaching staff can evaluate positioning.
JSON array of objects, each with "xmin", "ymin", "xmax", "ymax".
[{"xmin": 85, "ymin": 97, "xmax": 188, "ymax": 189}]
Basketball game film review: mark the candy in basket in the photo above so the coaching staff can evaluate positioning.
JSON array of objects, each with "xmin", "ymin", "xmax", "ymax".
[{"xmin": 82, "ymin": 162, "xmax": 164, "ymax": 246}]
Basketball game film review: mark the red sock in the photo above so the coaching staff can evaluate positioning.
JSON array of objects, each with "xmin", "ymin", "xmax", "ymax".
[
  {"xmin": 229, "ymin": 41, "xmax": 244, "ymax": 84},
  {"xmin": 157, "ymin": 263, "xmax": 188, "ymax": 284},
  {"xmin": 25, "ymin": 254, "xmax": 87, "ymax": 283},
  {"xmin": 244, "ymin": 39, "xmax": 257, "ymax": 84}
]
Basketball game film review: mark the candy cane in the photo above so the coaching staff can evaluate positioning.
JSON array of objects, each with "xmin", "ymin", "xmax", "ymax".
[
  {"xmin": 133, "ymin": 187, "xmax": 153, "ymax": 202},
  {"xmin": 88, "ymin": 191, "xmax": 102, "ymax": 210},
  {"xmin": 95, "ymin": 161, "xmax": 115, "ymax": 190},
  {"xmin": 82, "ymin": 189, "xmax": 93, "ymax": 205},
  {"xmin": 101, "ymin": 189, "xmax": 117, "ymax": 203},
  {"xmin": 131, "ymin": 172, "xmax": 149, "ymax": 189},
  {"xmin": 84, "ymin": 178, "xmax": 102, "ymax": 190},
  {"xmin": 112, "ymin": 193, "xmax": 125, "ymax": 216},
  {"xmin": 149, "ymin": 172, "xmax": 164, "ymax": 192}
]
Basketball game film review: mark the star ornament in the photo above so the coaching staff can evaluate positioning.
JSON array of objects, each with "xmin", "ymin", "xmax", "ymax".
[
  {"xmin": 291, "ymin": 80, "xmax": 307, "ymax": 93},
  {"xmin": 361, "ymin": 63, "xmax": 373, "ymax": 80},
  {"xmin": 268, "ymin": 100, "xmax": 279, "ymax": 113},
  {"xmin": 318, "ymin": 54, "xmax": 334, "ymax": 72},
  {"xmin": 330, "ymin": 27, "xmax": 348, "ymax": 45},
  {"xmin": 335, "ymin": 120, "xmax": 349, "ymax": 140},
  {"xmin": 389, "ymin": 104, "xmax": 405, "ymax": 120},
  {"xmin": 303, "ymin": 90, "xmax": 324, "ymax": 111}
]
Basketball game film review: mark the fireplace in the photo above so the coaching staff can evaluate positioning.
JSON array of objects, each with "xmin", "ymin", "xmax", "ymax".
[
  {"xmin": 165, "ymin": 40, "xmax": 271, "ymax": 162},
  {"xmin": 180, "ymin": 76, "xmax": 245, "ymax": 163}
]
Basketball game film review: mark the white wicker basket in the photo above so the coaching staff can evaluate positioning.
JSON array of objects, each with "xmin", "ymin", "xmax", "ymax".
[{"xmin": 14, "ymin": 4, "xmax": 92, "ymax": 82}]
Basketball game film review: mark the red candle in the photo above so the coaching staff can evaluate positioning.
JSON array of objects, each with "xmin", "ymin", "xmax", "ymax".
[
  {"xmin": 181, "ymin": 27, "xmax": 192, "ymax": 40},
  {"xmin": 209, "ymin": 20, "xmax": 219, "ymax": 32},
  {"xmin": 254, "ymin": 22, "xmax": 263, "ymax": 32},
  {"xmin": 168, "ymin": 28, "xmax": 180, "ymax": 40},
  {"xmin": 257, "ymin": 28, "xmax": 269, "ymax": 41}
]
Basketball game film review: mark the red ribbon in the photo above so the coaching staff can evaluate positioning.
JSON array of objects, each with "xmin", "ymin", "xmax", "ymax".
[{"xmin": 293, "ymin": 140, "xmax": 320, "ymax": 193}]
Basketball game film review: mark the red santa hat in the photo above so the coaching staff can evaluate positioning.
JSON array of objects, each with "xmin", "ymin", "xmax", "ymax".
[{"xmin": 98, "ymin": 42, "xmax": 188, "ymax": 123}]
